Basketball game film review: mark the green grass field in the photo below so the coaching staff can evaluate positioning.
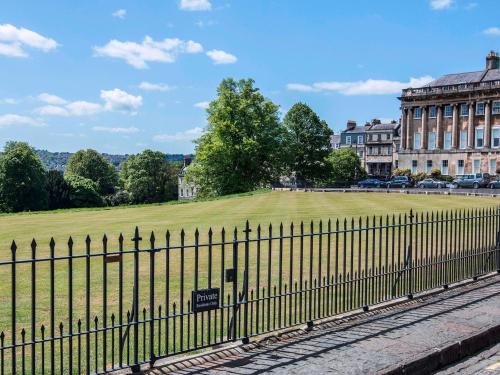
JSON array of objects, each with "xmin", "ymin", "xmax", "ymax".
[{"xmin": 0, "ymin": 190, "xmax": 498, "ymax": 373}]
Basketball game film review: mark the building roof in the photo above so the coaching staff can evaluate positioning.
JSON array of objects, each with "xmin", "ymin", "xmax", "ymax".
[
  {"xmin": 368, "ymin": 123, "xmax": 397, "ymax": 131},
  {"xmin": 342, "ymin": 126, "xmax": 366, "ymax": 134},
  {"xmin": 424, "ymin": 70, "xmax": 487, "ymax": 87}
]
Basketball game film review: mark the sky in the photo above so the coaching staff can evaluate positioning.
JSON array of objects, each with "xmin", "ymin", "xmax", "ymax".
[{"xmin": 1, "ymin": 0, "xmax": 500, "ymax": 154}]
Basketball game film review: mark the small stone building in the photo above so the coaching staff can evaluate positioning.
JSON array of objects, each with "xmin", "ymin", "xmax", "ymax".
[{"xmin": 178, "ymin": 156, "xmax": 197, "ymax": 200}]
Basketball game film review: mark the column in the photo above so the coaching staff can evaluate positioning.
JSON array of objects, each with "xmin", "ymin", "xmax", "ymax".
[
  {"xmin": 421, "ymin": 106, "xmax": 428, "ymax": 150},
  {"xmin": 406, "ymin": 107, "xmax": 413, "ymax": 150},
  {"xmin": 485, "ymin": 100, "xmax": 492, "ymax": 149},
  {"xmin": 468, "ymin": 102, "xmax": 475, "ymax": 149},
  {"xmin": 452, "ymin": 104, "xmax": 459, "ymax": 149},
  {"xmin": 436, "ymin": 105, "xmax": 443, "ymax": 149},
  {"xmin": 401, "ymin": 108, "xmax": 407, "ymax": 150}
]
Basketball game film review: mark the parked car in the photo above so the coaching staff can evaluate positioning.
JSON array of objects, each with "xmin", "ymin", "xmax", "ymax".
[
  {"xmin": 385, "ymin": 176, "xmax": 414, "ymax": 188},
  {"xmin": 416, "ymin": 178, "xmax": 449, "ymax": 189},
  {"xmin": 452, "ymin": 173, "xmax": 491, "ymax": 189},
  {"xmin": 488, "ymin": 179, "xmax": 500, "ymax": 189},
  {"xmin": 357, "ymin": 178, "xmax": 384, "ymax": 188}
]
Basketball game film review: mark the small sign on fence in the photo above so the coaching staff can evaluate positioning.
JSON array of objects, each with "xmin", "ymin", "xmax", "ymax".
[{"xmin": 191, "ymin": 288, "xmax": 220, "ymax": 313}]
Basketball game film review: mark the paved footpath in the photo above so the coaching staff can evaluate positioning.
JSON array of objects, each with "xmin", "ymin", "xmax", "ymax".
[
  {"xmin": 148, "ymin": 276, "xmax": 500, "ymax": 375},
  {"xmin": 435, "ymin": 342, "xmax": 500, "ymax": 374}
]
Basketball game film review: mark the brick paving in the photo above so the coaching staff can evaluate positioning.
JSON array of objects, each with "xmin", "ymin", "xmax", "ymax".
[{"xmin": 147, "ymin": 275, "xmax": 500, "ymax": 375}]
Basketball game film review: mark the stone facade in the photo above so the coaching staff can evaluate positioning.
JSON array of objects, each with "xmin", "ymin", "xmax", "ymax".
[
  {"xmin": 399, "ymin": 51, "xmax": 500, "ymax": 176},
  {"xmin": 178, "ymin": 156, "xmax": 197, "ymax": 200},
  {"xmin": 365, "ymin": 120, "xmax": 400, "ymax": 177}
]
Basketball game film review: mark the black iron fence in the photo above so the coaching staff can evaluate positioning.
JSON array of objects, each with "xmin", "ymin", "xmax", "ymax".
[{"xmin": 1, "ymin": 207, "xmax": 500, "ymax": 374}]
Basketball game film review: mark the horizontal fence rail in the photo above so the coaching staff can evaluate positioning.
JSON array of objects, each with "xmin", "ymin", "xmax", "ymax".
[{"xmin": 1, "ymin": 207, "xmax": 500, "ymax": 374}]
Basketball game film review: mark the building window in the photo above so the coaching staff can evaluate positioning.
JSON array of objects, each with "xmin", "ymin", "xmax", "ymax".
[
  {"xmin": 475, "ymin": 128, "xmax": 484, "ymax": 148},
  {"xmin": 428, "ymin": 131, "xmax": 436, "ymax": 149},
  {"xmin": 476, "ymin": 102, "xmax": 485, "ymax": 116},
  {"xmin": 493, "ymin": 127, "xmax": 500, "ymax": 148},
  {"xmin": 426, "ymin": 160, "xmax": 433, "ymax": 173},
  {"xmin": 411, "ymin": 160, "xmax": 418, "ymax": 174},
  {"xmin": 444, "ymin": 105, "xmax": 453, "ymax": 118},
  {"xmin": 457, "ymin": 159, "xmax": 465, "ymax": 175},
  {"xmin": 357, "ymin": 135, "xmax": 363, "ymax": 144},
  {"xmin": 414, "ymin": 132, "xmax": 421, "ymax": 149},
  {"xmin": 460, "ymin": 103, "xmax": 469, "ymax": 117},
  {"xmin": 429, "ymin": 106, "xmax": 437, "ymax": 118},
  {"xmin": 444, "ymin": 131, "xmax": 452, "ymax": 149},
  {"xmin": 346, "ymin": 136, "xmax": 351, "ymax": 144},
  {"xmin": 460, "ymin": 130, "xmax": 467, "ymax": 149},
  {"xmin": 414, "ymin": 107, "xmax": 422, "ymax": 119},
  {"xmin": 490, "ymin": 159, "xmax": 497, "ymax": 175},
  {"xmin": 441, "ymin": 160, "xmax": 449, "ymax": 175},
  {"xmin": 493, "ymin": 101, "xmax": 500, "ymax": 115},
  {"xmin": 473, "ymin": 159, "xmax": 481, "ymax": 174}
]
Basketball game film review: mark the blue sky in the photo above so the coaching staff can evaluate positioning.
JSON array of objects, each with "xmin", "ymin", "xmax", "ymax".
[{"xmin": 1, "ymin": 0, "xmax": 500, "ymax": 154}]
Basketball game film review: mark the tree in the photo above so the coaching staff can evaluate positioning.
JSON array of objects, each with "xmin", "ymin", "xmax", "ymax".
[
  {"xmin": 283, "ymin": 103, "xmax": 333, "ymax": 186},
  {"xmin": 65, "ymin": 174, "xmax": 103, "ymax": 208},
  {"xmin": 120, "ymin": 150, "xmax": 178, "ymax": 203},
  {"xmin": 188, "ymin": 78, "xmax": 285, "ymax": 196},
  {"xmin": 65, "ymin": 149, "xmax": 118, "ymax": 195},
  {"xmin": 0, "ymin": 142, "xmax": 48, "ymax": 212},
  {"xmin": 325, "ymin": 148, "xmax": 367, "ymax": 185},
  {"xmin": 47, "ymin": 170, "xmax": 71, "ymax": 210}
]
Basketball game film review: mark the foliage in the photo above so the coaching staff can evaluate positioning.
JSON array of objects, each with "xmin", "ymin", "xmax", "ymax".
[
  {"xmin": 47, "ymin": 170, "xmax": 71, "ymax": 210},
  {"xmin": 120, "ymin": 150, "xmax": 178, "ymax": 204},
  {"xmin": 412, "ymin": 172, "xmax": 428, "ymax": 182},
  {"xmin": 104, "ymin": 190, "xmax": 130, "ymax": 206},
  {"xmin": 430, "ymin": 169, "xmax": 442, "ymax": 179},
  {"xmin": 496, "ymin": 167, "xmax": 500, "ymax": 175},
  {"xmin": 283, "ymin": 103, "xmax": 333, "ymax": 186},
  {"xmin": 393, "ymin": 168, "xmax": 411, "ymax": 177},
  {"xmin": 0, "ymin": 142, "xmax": 48, "ymax": 212},
  {"xmin": 325, "ymin": 148, "xmax": 367, "ymax": 185},
  {"xmin": 187, "ymin": 78, "xmax": 285, "ymax": 197},
  {"xmin": 65, "ymin": 174, "xmax": 104, "ymax": 208},
  {"xmin": 65, "ymin": 149, "xmax": 118, "ymax": 195}
]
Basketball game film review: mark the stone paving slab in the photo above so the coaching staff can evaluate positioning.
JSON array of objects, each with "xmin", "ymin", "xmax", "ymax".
[
  {"xmin": 435, "ymin": 342, "xmax": 500, "ymax": 374},
  {"xmin": 147, "ymin": 276, "xmax": 500, "ymax": 375}
]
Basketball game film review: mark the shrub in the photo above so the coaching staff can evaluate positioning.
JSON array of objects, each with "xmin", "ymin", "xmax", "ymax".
[
  {"xmin": 104, "ymin": 190, "xmax": 130, "ymax": 206},
  {"xmin": 47, "ymin": 170, "xmax": 71, "ymax": 210},
  {"xmin": 65, "ymin": 174, "xmax": 103, "ymax": 208},
  {"xmin": 393, "ymin": 168, "xmax": 411, "ymax": 177},
  {"xmin": 412, "ymin": 172, "xmax": 428, "ymax": 182},
  {"xmin": 430, "ymin": 168, "xmax": 441, "ymax": 179}
]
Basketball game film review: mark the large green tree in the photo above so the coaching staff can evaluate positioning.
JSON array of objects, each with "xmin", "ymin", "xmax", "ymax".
[
  {"xmin": 47, "ymin": 170, "xmax": 71, "ymax": 210},
  {"xmin": 325, "ymin": 148, "xmax": 367, "ymax": 185},
  {"xmin": 283, "ymin": 103, "xmax": 333, "ymax": 186},
  {"xmin": 120, "ymin": 150, "xmax": 178, "ymax": 203},
  {"xmin": 65, "ymin": 149, "xmax": 118, "ymax": 195},
  {"xmin": 65, "ymin": 174, "xmax": 104, "ymax": 208},
  {"xmin": 188, "ymin": 78, "xmax": 285, "ymax": 196},
  {"xmin": 0, "ymin": 142, "xmax": 48, "ymax": 212}
]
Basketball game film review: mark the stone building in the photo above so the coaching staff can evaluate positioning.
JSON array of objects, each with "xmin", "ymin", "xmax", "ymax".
[
  {"xmin": 365, "ymin": 120, "xmax": 400, "ymax": 177},
  {"xmin": 399, "ymin": 51, "xmax": 500, "ymax": 176},
  {"xmin": 339, "ymin": 120, "xmax": 367, "ymax": 168},
  {"xmin": 178, "ymin": 156, "xmax": 197, "ymax": 200}
]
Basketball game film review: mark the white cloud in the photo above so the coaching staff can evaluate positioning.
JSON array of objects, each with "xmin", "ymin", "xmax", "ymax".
[
  {"xmin": 139, "ymin": 81, "xmax": 174, "ymax": 91},
  {"xmin": 206, "ymin": 49, "xmax": 237, "ymax": 64},
  {"xmin": 94, "ymin": 36, "xmax": 203, "ymax": 69},
  {"xmin": 194, "ymin": 101, "xmax": 210, "ymax": 109},
  {"xmin": 0, "ymin": 114, "xmax": 42, "ymax": 128},
  {"xmin": 286, "ymin": 76, "xmax": 434, "ymax": 96},
  {"xmin": 179, "ymin": 0, "xmax": 212, "ymax": 11},
  {"xmin": 92, "ymin": 126, "xmax": 139, "ymax": 134},
  {"xmin": 100, "ymin": 88, "xmax": 142, "ymax": 112},
  {"xmin": 153, "ymin": 127, "xmax": 204, "ymax": 142},
  {"xmin": 430, "ymin": 0, "xmax": 454, "ymax": 10},
  {"xmin": 66, "ymin": 101, "xmax": 103, "ymax": 116},
  {"xmin": 0, "ymin": 24, "xmax": 58, "ymax": 58},
  {"xmin": 0, "ymin": 98, "xmax": 17, "ymax": 105},
  {"xmin": 483, "ymin": 27, "xmax": 500, "ymax": 36},
  {"xmin": 34, "ymin": 105, "xmax": 69, "ymax": 116},
  {"xmin": 37, "ymin": 93, "xmax": 67, "ymax": 105},
  {"xmin": 112, "ymin": 9, "xmax": 127, "ymax": 19}
]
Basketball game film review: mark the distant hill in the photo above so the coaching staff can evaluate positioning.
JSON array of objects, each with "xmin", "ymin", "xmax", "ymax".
[{"xmin": 34, "ymin": 149, "xmax": 190, "ymax": 171}]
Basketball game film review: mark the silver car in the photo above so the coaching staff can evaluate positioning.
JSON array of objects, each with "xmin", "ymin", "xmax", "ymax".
[{"xmin": 417, "ymin": 178, "xmax": 449, "ymax": 189}]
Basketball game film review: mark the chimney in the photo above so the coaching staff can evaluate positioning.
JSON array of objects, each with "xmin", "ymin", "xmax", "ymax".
[
  {"xmin": 371, "ymin": 118, "xmax": 381, "ymax": 125},
  {"xmin": 486, "ymin": 50, "xmax": 499, "ymax": 69},
  {"xmin": 346, "ymin": 120, "xmax": 356, "ymax": 130}
]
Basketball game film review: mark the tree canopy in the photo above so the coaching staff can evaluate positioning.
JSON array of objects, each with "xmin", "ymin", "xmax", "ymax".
[
  {"xmin": 120, "ymin": 150, "xmax": 178, "ymax": 203},
  {"xmin": 65, "ymin": 149, "xmax": 118, "ymax": 195},
  {"xmin": 325, "ymin": 148, "xmax": 367, "ymax": 185},
  {"xmin": 0, "ymin": 142, "xmax": 48, "ymax": 212},
  {"xmin": 188, "ymin": 78, "xmax": 285, "ymax": 196},
  {"xmin": 283, "ymin": 102, "xmax": 333, "ymax": 185},
  {"xmin": 65, "ymin": 174, "xmax": 104, "ymax": 208}
]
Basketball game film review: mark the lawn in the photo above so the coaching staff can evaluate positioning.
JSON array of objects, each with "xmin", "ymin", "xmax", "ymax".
[{"xmin": 0, "ymin": 190, "xmax": 498, "ymax": 373}]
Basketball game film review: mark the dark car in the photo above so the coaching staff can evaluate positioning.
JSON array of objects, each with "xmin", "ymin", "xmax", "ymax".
[
  {"xmin": 416, "ymin": 178, "xmax": 449, "ymax": 189},
  {"xmin": 385, "ymin": 176, "xmax": 414, "ymax": 189},
  {"xmin": 357, "ymin": 178, "xmax": 384, "ymax": 188},
  {"xmin": 452, "ymin": 173, "xmax": 491, "ymax": 189},
  {"xmin": 488, "ymin": 179, "xmax": 500, "ymax": 189}
]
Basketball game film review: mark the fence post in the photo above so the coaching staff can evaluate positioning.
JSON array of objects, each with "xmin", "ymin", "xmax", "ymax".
[
  {"xmin": 131, "ymin": 227, "xmax": 142, "ymax": 373},
  {"xmin": 497, "ymin": 206, "xmax": 500, "ymax": 273},
  {"xmin": 408, "ymin": 210, "xmax": 414, "ymax": 300},
  {"xmin": 232, "ymin": 228, "xmax": 238, "ymax": 342},
  {"xmin": 242, "ymin": 221, "xmax": 250, "ymax": 344}
]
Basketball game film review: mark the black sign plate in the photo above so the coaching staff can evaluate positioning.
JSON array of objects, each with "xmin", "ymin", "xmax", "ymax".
[{"xmin": 192, "ymin": 288, "xmax": 220, "ymax": 313}]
